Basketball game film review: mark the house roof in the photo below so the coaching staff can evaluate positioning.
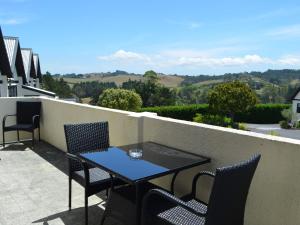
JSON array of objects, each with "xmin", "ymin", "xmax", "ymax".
[
  {"xmin": 3, "ymin": 36, "xmax": 26, "ymax": 81},
  {"xmin": 21, "ymin": 48, "xmax": 36, "ymax": 80},
  {"xmin": 291, "ymin": 87, "xmax": 300, "ymax": 101},
  {"xmin": 0, "ymin": 28, "xmax": 12, "ymax": 77},
  {"xmin": 33, "ymin": 53, "xmax": 42, "ymax": 81}
]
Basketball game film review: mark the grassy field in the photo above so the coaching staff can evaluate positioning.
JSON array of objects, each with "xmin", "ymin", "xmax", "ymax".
[{"xmin": 62, "ymin": 74, "xmax": 183, "ymax": 88}]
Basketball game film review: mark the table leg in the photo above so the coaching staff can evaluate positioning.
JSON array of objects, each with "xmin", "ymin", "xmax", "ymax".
[
  {"xmin": 135, "ymin": 182, "xmax": 141, "ymax": 225},
  {"xmin": 171, "ymin": 171, "xmax": 179, "ymax": 194}
]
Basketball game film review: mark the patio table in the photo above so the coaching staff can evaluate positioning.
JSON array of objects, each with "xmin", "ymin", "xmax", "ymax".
[{"xmin": 78, "ymin": 141, "xmax": 210, "ymax": 225}]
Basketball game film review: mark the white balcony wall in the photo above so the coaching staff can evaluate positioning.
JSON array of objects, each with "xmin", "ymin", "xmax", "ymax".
[
  {"xmin": 39, "ymin": 97, "xmax": 141, "ymax": 151},
  {"xmin": 0, "ymin": 97, "xmax": 300, "ymax": 225},
  {"xmin": 143, "ymin": 115, "xmax": 300, "ymax": 225},
  {"xmin": 0, "ymin": 97, "xmax": 40, "ymax": 142}
]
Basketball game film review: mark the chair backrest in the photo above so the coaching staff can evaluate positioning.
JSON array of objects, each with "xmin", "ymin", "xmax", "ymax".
[
  {"xmin": 64, "ymin": 122, "xmax": 110, "ymax": 172},
  {"xmin": 205, "ymin": 154, "xmax": 261, "ymax": 225},
  {"xmin": 16, "ymin": 101, "xmax": 41, "ymax": 125}
]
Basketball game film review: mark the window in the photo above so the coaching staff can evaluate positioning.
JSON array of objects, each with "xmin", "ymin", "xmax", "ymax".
[
  {"xmin": 297, "ymin": 103, "xmax": 300, "ymax": 113},
  {"xmin": 8, "ymin": 85, "xmax": 17, "ymax": 97}
]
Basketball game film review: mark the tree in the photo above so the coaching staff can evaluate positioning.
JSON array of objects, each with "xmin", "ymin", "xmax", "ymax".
[
  {"xmin": 72, "ymin": 81, "xmax": 117, "ymax": 104},
  {"xmin": 121, "ymin": 78, "xmax": 176, "ymax": 107},
  {"xmin": 208, "ymin": 81, "xmax": 257, "ymax": 120},
  {"xmin": 42, "ymin": 72, "xmax": 72, "ymax": 98},
  {"xmin": 98, "ymin": 88, "xmax": 142, "ymax": 111},
  {"xmin": 143, "ymin": 70, "xmax": 159, "ymax": 84}
]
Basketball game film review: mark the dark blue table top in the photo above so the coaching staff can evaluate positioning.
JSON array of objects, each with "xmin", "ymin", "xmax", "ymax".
[{"xmin": 79, "ymin": 142, "xmax": 210, "ymax": 183}]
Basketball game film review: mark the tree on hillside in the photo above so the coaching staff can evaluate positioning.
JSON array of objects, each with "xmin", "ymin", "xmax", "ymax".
[
  {"xmin": 42, "ymin": 72, "xmax": 72, "ymax": 98},
  {"xmin": 98, "ymin": 88, "xmax": 142, "ymax": 111},
  {"xmin": 208, "ymin": 80, "xmax": 257, "ymax": 120},
  {"xmin": 72, "ymin": 81, "xmax": 117, "ymax": 104},
  {"xmin": 143, "ymin": 70, "xmax": 160, "ymax": 84},
  {"xmin": 122, "ymin": 78, "xmax": 176, "ymax": 107}
]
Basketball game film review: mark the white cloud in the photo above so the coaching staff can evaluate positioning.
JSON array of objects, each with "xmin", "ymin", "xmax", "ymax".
[
  {"xmin": 98, "ymin": 50, "xmax": 151, "ymax": 63},
  {"xmin": 98, "ymin": 50, "xmax": 300, "ymax": 70},
  {"xmin": 0, "ymin": 18, "xmax": 26, "ymax": 25},
  {"xmin": 174, "ymin": 55, "xmax": 270, "ymax": 67},
  {"xmin": 166, "ymin": 20, "xmax": 203, "ymax": 30},
  {"xmin": 267, "ymin": 24, "xmax": 300, "ymax": 38},
  {"xmin": 277, "ymin": 55, "xmax": 300, "ymax": 66}
]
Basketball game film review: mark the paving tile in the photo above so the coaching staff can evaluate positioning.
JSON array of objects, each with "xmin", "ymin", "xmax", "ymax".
[{"xmin": 0, "ymin": 142, "xmax": 121, "ymax": 225}]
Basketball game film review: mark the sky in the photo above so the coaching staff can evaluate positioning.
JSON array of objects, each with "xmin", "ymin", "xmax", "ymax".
[{"xmin": 1, "ymin": 0, "xmax": 300, "ymax": 75}]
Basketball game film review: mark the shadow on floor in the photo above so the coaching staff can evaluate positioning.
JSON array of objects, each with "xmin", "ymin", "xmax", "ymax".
[
  {"xmin": 32, "ymin": 204, "xmax": 104, "ymax": 225},
  {"xmin": 0, "ymin": 141, "xmax": 32, "ymax": 151}
]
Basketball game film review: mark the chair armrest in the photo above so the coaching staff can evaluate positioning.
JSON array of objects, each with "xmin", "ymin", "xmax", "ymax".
[
  {"xmin": 66, "ymin": 153, "xmax": 90, "ymax": 184},
  {"xmin": 32, "ymin": 115, "xmax": 40, "ymax": 128},
  {"xmin": 192, "ymin": 171, "xmax": 215, "ymax": 197},
  {"xmin": 142, "ymin": 189, "xmax": 206, "ymax": 219},
  {"xmin": 2, "ymin": 114, "xmax": 16, "ymax": 128}
]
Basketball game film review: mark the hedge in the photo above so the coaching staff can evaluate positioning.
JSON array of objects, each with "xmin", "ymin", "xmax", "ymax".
[
  {"xmin": 140, "ymin": 104, "xmax": 209, "ymax": 121},
  {"xmin": 140, "ymin": 104, "xmax": 290, "ymax": 124}
]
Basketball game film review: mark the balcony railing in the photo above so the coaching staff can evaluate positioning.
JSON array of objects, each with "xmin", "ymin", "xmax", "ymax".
[{"xmin": 0, "ymin": 96, "xmax": 300, "ymax": 225}]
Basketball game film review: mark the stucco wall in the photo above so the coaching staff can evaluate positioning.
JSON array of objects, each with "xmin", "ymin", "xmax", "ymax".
[
  {"xmin": 143, "ymin": 115, "xmax": 300, "ymax": 225},
  {"xmin": 1, "ymin": 97, "xmax": 300, "ymax": 225},
  {"xmin": 39, "ymin": 97, "xmax": 141, "ymax": 151},
  {"xmin": 0, "ymin": 97, "xmax": 41, "ymax": 142}
]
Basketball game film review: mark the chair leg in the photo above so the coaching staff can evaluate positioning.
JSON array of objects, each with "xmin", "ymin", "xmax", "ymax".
[
  {"xmin": 38, "ymin": 128, "xmax": 41, "ymax": 141},
  {"xmin": 85, "ymin": 190, "xmax": 88, "ymax": 225},
  {"xmin": 2, "ymin": 130, "xmax": 5, "ymax": 148},
  {"xmin": 105, "ymin": 188, "xmax": 109, "ymax": 199},
  {"xmin": 100, "ymin": 209, "xmax": 108, "ymax": 225},
  {"xmin": 17, "ymin": 130, "xmax": 20, "ymax": 142},
  {"xmin": 32, "ymin": 130, "xmax": 34, "ymax": 147},
  {"xmin": 68, "ymin": 177, "xmax": 72, "ymax": 211}
]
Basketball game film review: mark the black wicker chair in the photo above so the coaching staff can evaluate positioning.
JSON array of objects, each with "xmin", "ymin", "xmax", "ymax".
[
  {"xmin": 2, "ymin": 101, "xmax": 41, "ymax": 147},
  {"xmin": 64, "ymin": 121, "xmax": 124, "ymax": 225},
  {"xmin": 142, "ymin": 154, "xmax": 261, "ymax": 225}
]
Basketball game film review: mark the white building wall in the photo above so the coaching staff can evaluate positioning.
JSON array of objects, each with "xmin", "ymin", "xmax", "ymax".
[
  {"xmin": 0, "ymin": 76, "xmax": 8, "ymax": 97},
  {"xmin": 17, "ymin": 77, "xmax": 23, "ymax": 96},
  {"xmin": 291, "ymin": 92, "xmax": 300, "ymax": 122}
]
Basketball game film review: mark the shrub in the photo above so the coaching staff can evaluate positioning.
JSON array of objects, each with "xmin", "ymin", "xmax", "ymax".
[
  {"xmin": 281, "ymin": 107, "xmax": 292, "ymax": 122},
  {"xmin": 141, "ymin": 104, "xmax": 290, "ymax": 124},
  {"xmin": 268, "ymin": 130, "xmax": 280, "ymax": 136},
  {"xmin": 238, "ymin": 123, "xmax": 248, "ymax": 130},
  {"xmin": 293, "ymin": 121, "xmax": 300, "ymax": 128},
  {"xmin": 98, "ymin": 88, "xmax": 142, "ymax": 111},
  {"xmin": 140, "ymin": 104, "xmax": 209, "ymax": 121},
  {"xmin": 234, "ymin": 104, "xmax": 290, "ymax": 124},
  {"xmin": 193, "ymin": 113, "xmax": 233, "ymax": 127},
  {"xmin": 208, "ymin": 80, "xmax": 257, "ymax": 119},
  {"xmin": 279, "ymin": 120, "xmax": 291, "ymax": 129}
]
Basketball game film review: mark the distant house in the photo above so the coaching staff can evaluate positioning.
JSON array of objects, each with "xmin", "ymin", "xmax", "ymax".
[
  {"xmin": 291, "ymin": 88, "xmax": 300, "ymax": 122},
  {"xmin": 0, "ymin": 26, "xmax": 55, "ymax": 98}
]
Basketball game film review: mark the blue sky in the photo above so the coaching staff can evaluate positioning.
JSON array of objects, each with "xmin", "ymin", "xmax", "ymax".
[{"xmin": 1, "ymin": 0, "xmax": 300, "ymax": 75}]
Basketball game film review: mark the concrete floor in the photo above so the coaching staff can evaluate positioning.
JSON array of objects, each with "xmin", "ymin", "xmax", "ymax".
[{"xmin": 0, "ymin": 141, "xmax": 119, "ymax": 225}]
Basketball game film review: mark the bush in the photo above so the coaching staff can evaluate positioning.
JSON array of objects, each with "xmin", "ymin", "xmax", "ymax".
[
  {"xmin": 279, "ymin": 120, "xmax": 291, "ymax": 129},
  {"xmin": 234, "ymin": 104, "xmax": 290, "ymax": 124},
  {"xmin": 238, "ymin": 123, "xmax": 248, "ymax": 130},
  {"xmin": 98, "ymin": 88, "xmax": 142, "ymax": 111},
  {"xmin": 140, "ymin": 104, "xmax": 209, "ymax": 121},
  {"xmin": 193, "ymin": 113, "xmax": 233, "ymax": 127},
  {"xmin": 293, "ymin": 121, "xmax": 300, "ymax": 128},
  {"xmin": 281, "ymin": 107, "xmax": 292, "ymax": 122},
  {"xmin": 141, "ymin": 104, "xmax": 290, "ymax": 124}
]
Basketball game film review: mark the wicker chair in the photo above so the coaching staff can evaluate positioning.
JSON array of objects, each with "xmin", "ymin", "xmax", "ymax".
[
  {"xmin": 142, "ymin": 154, "xmax": 261, "ymax": 225},
  {"xmin": 64, "ymin": 122, "xmax": 123, "ymax": 225},
  {"xmin": 2, "ymin": 101, "xmax": 41, "ymax": 147}
]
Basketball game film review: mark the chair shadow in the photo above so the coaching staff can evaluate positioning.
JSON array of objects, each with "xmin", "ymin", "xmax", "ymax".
[
  {"xmin": 0, "ymin": 142, "xmax": 32, "ymax": 151},
  {"xmin": 32, "ymin": 204, "xmax": 105, "ymax": 225}
]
